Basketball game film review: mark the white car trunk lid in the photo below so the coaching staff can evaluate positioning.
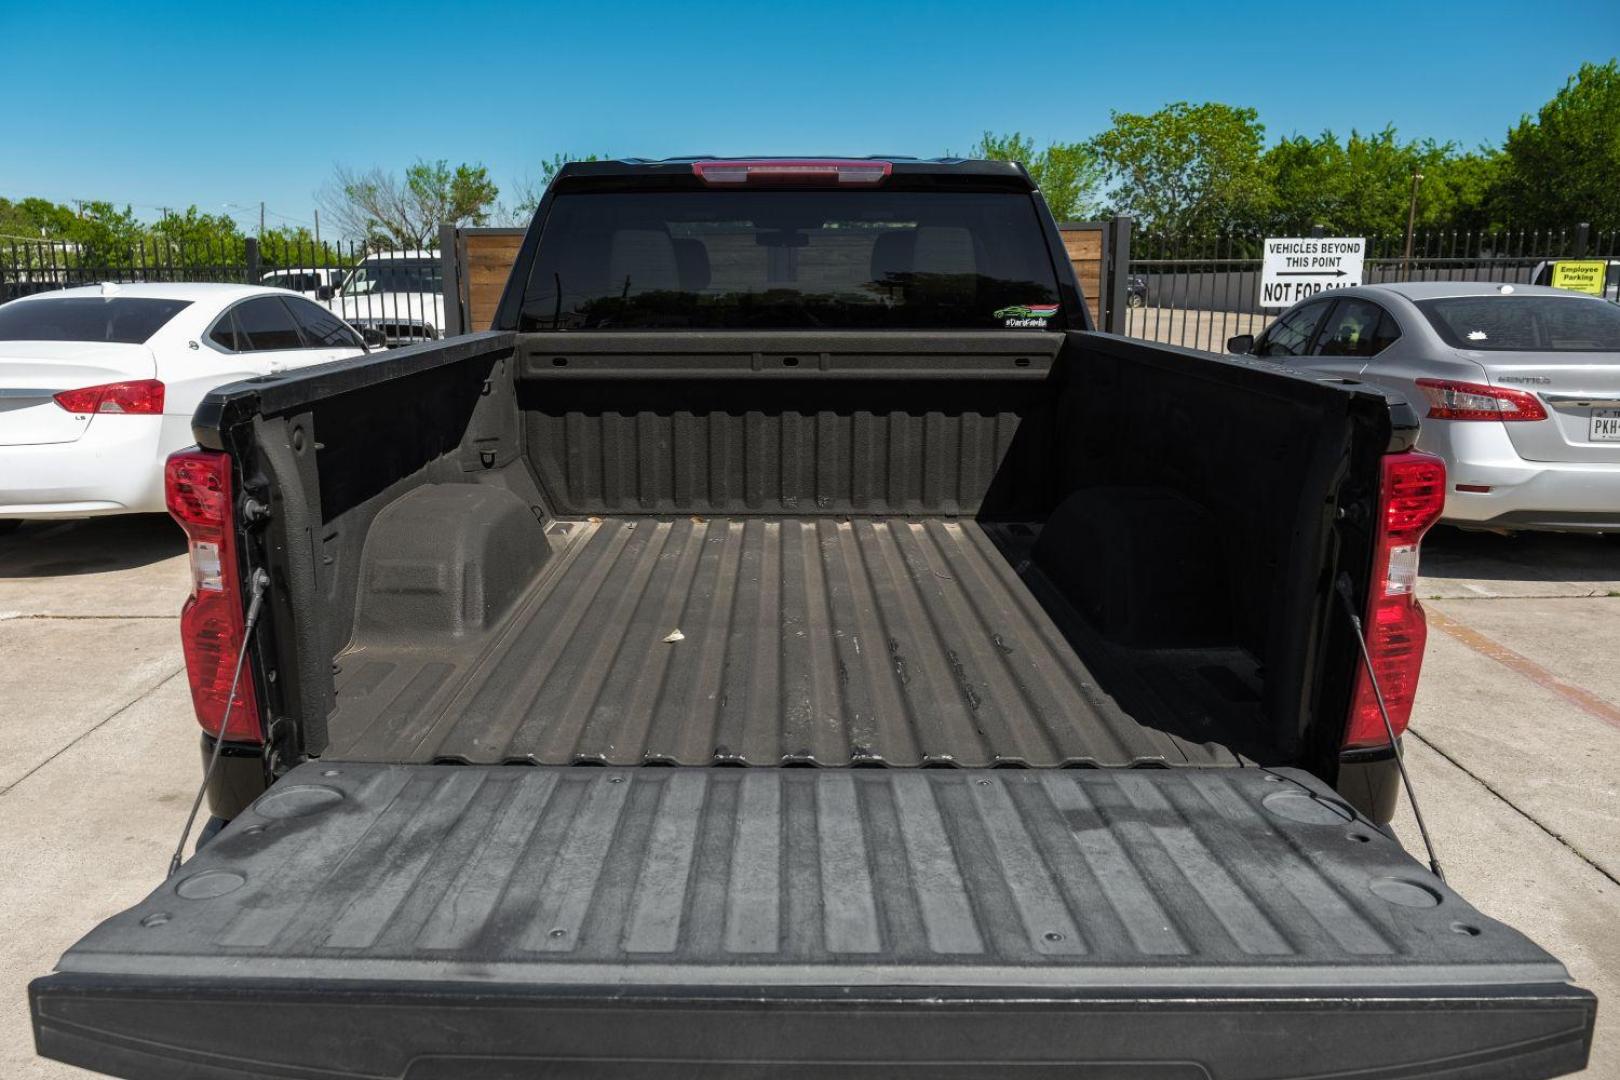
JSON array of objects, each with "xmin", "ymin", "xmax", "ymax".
[
  {"xmin": 0, "ymin": 341, "xmax": 156, "ymax": 446},
  {"xmin": 1485, "ymin": 356, "xmax": 1620, "ymax": 463}
]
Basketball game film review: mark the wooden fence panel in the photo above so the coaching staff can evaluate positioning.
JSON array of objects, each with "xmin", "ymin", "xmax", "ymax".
[
  {"xmin": 463, "ymin": 230, "xmax": 524, "ymax": 331},
  {"xmin": 1059, "ymin": 225, "xmax": 1104, "ymax": 324}
]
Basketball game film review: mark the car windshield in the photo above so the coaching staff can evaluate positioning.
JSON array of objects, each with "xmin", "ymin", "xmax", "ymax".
[
  {"xmin": 340, "ymin": 261, "xmax": 442, "ymax": 295},
  {"xmin": 518, "ymin": 189, "xmax": 1065, "ymax": 331},
  {"xmin": 1416, "ymin": 295, "xmax": 1620, "ymax": 354},
  {"xmin": 0, "ymin": 296, "xmax": 192, "ymax": 343}
]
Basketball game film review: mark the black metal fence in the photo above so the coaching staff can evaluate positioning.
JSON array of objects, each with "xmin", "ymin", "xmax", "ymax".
[
  {"xmin": 1120, "ymin": 225, "xmax": 1620, "ymax": 352},
  {"xmin": 6, "ymin": 222, "xmax": 1617, "ymax": 356},
  {"xmin": 0, "ymin": 237, "xmax": 448, "ymax": 347}
]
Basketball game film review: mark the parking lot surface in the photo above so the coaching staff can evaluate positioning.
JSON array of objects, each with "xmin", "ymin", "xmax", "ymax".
[{"xmin": 1, "ymin": 517, "xmax": 1617, "ymax": 1078}]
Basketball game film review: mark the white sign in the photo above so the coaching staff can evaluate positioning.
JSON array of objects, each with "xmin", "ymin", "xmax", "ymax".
[{"xmin": 1259, "ymin": 237, "xmax": 1365, "ymax": 308}]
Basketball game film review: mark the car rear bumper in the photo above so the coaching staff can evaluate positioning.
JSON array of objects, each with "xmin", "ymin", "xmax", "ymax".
[
  {"xmin": 0, "ymin": 415, "xmax": 179, "ymax": 518},
  {"xmin": 1421, "ymin": 423, "xmax": 1620, "ymax": 532}
]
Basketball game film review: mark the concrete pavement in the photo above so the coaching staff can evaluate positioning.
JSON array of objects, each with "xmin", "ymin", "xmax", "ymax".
[{"xmin": 1, "ymin": 516, "xmax": 1616, "ymax": 1077}]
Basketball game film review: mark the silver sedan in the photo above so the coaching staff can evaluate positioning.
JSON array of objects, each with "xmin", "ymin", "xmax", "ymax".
[{"xmin": 1229, "ymin": 282, "xmax": 1620, "ymax": 533}]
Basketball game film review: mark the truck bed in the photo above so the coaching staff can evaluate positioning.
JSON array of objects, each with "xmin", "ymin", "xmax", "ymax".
[{"xmin": 326, "ymin": 515, "xmax": 1264, "ymax": 768}]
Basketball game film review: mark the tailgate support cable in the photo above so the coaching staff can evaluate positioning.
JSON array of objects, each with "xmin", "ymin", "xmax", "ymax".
[
  {"xmin": 1336, "ymin": 575, "xmax": 1445, "ymax": 882},
  {"xmin": 167, "ymin": 568, "xmax": 271, "ymax": 879}
]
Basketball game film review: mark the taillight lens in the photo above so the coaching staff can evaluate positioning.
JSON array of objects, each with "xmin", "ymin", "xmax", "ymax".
[
  {"xmin": 692, "ymin": 159, "xmax": 892, "ymax": 186},
  {"xmin": 53, "ymin": 379, "xmax": 165, "ymax": 415},
  {"xmin": 1344, "ymin": 451, "xmax": 1447, "ymax": 749},
  {"xmin": 1416, "ymin": 378, "xmax": 1546, "ymax": 421},
  {"xmin": 165, "ymin": 449, "xmax": 263, "ymax": 743}
]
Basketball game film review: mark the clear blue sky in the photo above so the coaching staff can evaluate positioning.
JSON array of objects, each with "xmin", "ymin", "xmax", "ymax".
[{"xmin": 3, "ymin": 0, "xmax": 1615, "ymax": 235}]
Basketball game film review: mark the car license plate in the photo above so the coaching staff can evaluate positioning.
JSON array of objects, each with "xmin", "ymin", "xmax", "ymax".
[{"xmin": 1592, "ymin": 409, "xmax": 1620, "ymax": 441}]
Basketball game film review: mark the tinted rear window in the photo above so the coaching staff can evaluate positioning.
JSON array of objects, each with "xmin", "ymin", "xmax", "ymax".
[
  {"xmin": 518, "ymin": 190, "xmax": 1065, "ymax": 331},
  {"xmin": 0, "ymin": 296, "xmax": 191, "ymax": 343},
  {"xmin": 1417, "ymin": 295, "xmax": 1620, "ymax": 354}
]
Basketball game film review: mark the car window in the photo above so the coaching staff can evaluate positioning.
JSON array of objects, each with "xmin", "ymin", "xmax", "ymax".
[
  {"xmin": 208, "ymin": 308, "xmax": 241, "ymax": 351},
  {"xmin": 232, "ymin": 296, "xmax": 305, "ymax": 351},
  {"xmin": 1257, "ymin": 299, "xmax": 1331, "ymax": 357},
  {"xmin": 1416, "ymin": 295, "xmax": 1620, "ymax": 355},
  {"xmin": 1314, "ymin": 299, "xmax": 1398, "ymax": 358},
  {"xmin": 0, "ymin": 297, "xmax": 191, "ymax": 343},
  {"xmin": 286, "ymin": 298, "xmax": 364, "ymax": 348},
  {"xmin": 341, "ymin": 260, "xmax": 443, "ymax": 296}
]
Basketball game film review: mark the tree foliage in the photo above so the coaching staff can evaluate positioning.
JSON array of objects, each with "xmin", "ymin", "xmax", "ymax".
[
  {"xmin": 1494, "ymin": 60, "xmax": 1620, "ymax": 229},
  {"xmin": 1262, "ymin": 128, "xmax": 1501, "ymax": 235},
  {"xmin": 962, "ymin": 133, "xmax": 1104, "ymax": 221},
  {"xmin": 318, "ymin": 159, "xmax": 500, "ymax": 247},
  {"xmin": 1089, "ymin": 102, "xmax": 1271, "ymax": 234}
]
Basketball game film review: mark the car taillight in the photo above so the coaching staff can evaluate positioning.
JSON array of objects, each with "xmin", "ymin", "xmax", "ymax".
[
  {"xmin": 692, "ymin": 159, "xmax": 892, "ymax": 186},
  {"xmin": 1415, "ymin": 378, "xmax": 1546, "ymax": 421},
  {"xmin": 1344, "ymin": 451, "xmax": 1447, "ymax": 750},
  {"xmin": 53, "ymin": 378, "xmax": 165, "ymax": 415},
  {"xmin": 165, "ymin": 449, "xmax": 263, "ymax": 744}
]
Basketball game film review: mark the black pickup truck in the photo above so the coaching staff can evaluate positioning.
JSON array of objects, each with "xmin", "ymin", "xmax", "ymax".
[{"xmin": 32, "ymin": 158, "xmax": 1595, "ymax": 1079}]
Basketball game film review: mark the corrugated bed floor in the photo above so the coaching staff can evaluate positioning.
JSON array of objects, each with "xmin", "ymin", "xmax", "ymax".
[{"xmin": 326, "ymin": 517, "xmax": 1260, "ymax": 767}]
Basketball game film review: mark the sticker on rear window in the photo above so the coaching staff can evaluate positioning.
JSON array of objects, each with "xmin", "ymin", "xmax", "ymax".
[{"xmin": 995, "ymin": 303, "xmax": 1059, "ymax": 328}]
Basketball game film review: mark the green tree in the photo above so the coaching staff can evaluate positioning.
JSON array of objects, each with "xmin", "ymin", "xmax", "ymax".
[
  {"xmin": 1494, "ymin": 59, "xmax": 1620, "ymax": 229},
  {"xmin": 0, "ymin": 196, "xmax": 79, "ymax": 241},
  {"xmin": 962, "ymin": 133, "xmax": 1105, "ymax": 221},
  {"xmin": 259, "ymin": 225, "xmax": 350, "ymax": 268},
  {"xmin": 1090, "ymin": 102, "xmax": 1270, "ymax": 233},
  {"xmin": 318, "ymin": 159, "xmax": 500, "ymax": 246},
  {"xmin": 1263, "ymin": 128, "xmax": 1500, "ymax": 235}
]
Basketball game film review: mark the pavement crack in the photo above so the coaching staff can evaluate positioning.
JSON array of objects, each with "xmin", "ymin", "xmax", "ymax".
[
  {"xmin": 0, "ymin": 665, "xmax": 187, "ymax": 799},
  {"xmin": 1408, "ymin": 728, "xmax": 1620, "ymax": 892},
  {"xmin": 0, "ymin": 613, "xmax": 178, "ymax": 621}
]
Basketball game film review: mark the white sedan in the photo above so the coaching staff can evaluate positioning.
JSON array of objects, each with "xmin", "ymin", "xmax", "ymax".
[{"xmin": 0, "ymin": 282, "xmax": 367, "ymax": 522}]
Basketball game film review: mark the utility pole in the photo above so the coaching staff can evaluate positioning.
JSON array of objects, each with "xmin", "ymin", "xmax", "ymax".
[
  {"xmin": 259, "ymin": 201, "xmax": 265, "ymax": 238},
  {"xmin": 314, "ymin": 209, "xmax": 321, "ymax": 248},
  {"xmin": 1401, "ymin": 173, "xmax": 1424, "ymax": 279}
]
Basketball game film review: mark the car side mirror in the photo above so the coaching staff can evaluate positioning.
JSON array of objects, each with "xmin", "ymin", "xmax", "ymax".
[
  {"xmin": 1227, "ymin": 334, "xmax": 1255, "ymax": 355},
  {"xmin": 317, "ymin": 285, "xmax": 335, "ymax": 301},
  {"xmin": 359, "ymin": 327, "xmax": 387, "ymax": 349}
]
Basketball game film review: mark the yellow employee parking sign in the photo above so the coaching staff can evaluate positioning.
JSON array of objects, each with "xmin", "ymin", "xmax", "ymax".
[{"xmin": 1550, "ymin": 260, "xmax": 1607, "ymax": 296}]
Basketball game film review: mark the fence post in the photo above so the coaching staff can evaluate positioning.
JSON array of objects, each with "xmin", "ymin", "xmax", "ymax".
[
  {"xmin": 1103, "ymin": 215, "xmax": 1133, "ymax": 335},
  {"xmin": 1574, "ymin": 222, "xmax": 1590, "ymax": 259},
  {"xmin": 440, "ymin": 224, "xmax": 464, "ymax": 338},
  {"xmin": 243, "ymin": 237, "xmax": 260, "ymax": 286}
]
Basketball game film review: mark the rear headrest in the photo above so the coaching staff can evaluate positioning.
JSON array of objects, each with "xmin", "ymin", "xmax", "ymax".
[
  {"xmin": 672, "ymin": 238, "xmax": 710, "ymax": 291},
  {"xmin": 607, "ymin": 228, "xmax": 681, "ymax": 294},
  {"xmin": 912, "ymin": 226, "xmax": 977, "ymax": 277},
  {"xmin": 869, "ymin": 230, "xmax": 915, "ymax": 282}
]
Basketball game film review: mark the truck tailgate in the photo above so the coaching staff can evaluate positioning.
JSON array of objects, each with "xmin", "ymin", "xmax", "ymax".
[{"xmin": 33, "ymin": 763, "xmax": 1593, "ymax": 1080}]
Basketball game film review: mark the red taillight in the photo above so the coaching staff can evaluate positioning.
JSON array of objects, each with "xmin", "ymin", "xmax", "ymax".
[
  {"xmin": 1416, "ymin": 378, "xmax": 1546, "ymax": 421},
  {"xmin": 165, "ymin": 449, "xmax": 262, "ymax": 744},
  {"xmin": 692, "ymin": 159, "xmax": 892, "ymax": 186},
  {"xmin": 1344, "ymin": 451, "xmax": 1447, "ymax": 749},
  {"xmin": 53, "ymin": 379, "xmax": 165, "ymax": 415}
]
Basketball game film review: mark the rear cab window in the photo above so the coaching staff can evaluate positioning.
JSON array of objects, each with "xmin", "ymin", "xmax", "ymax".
[
  {"xmin": 518, "ymin": 187, "xmax": 1067, "ymax": 331},
  {"xmin": 0, "ymin": 297, "xmax": 191, "ymax": 343},
  {"xmin": 1417, "ymin": 294, "xmax": 1620, "ymax": 357}
]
